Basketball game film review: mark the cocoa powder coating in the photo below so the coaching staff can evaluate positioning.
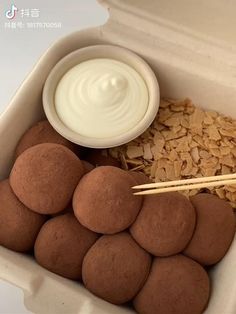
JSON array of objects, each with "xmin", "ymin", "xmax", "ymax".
[
  {"xmin": 0, "ymin": 179, "xmax": 46, "ymax": 252},
  {"xmin": 133, "ymin": 255, "xmax": 210, "ymax": 314},
  {"xmin": 15, "ymin": 120, "xmax": 76, "ymax": 157},
  {"xmin": 82, "ymin": 232, "xmax": 151, "ymax": 304},
  {"xmin": 35, "ymin": 213, "xmax": 98, "ymax": 279},
  {"xmin": 184, "ymin": 193, "xmax": 236, "ymax": 265},
  {"xmin": 10, "ymin": 143, "xmax": 84, "ymax": 214},
  {"xmin": 73, "ymin": 166, "xmax": 143, "ymax": 234},
  {"xmin": 130, "ymin": 192, "xmax": 196, "ymax": 256}
]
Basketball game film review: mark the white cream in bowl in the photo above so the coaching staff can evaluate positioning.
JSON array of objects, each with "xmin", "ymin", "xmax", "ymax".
[
  {"xmin": 54, "ymin": 58, "xmax": 149, "ymax": 138},
  {"xmin": 43, "ymin": 45, "xmax": 160, "ymax": 148}
]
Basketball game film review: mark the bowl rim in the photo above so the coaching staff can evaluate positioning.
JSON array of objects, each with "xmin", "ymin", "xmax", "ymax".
[{"xmin": 43, "ymin": 44, "xmax": 160, "ymax": 148}]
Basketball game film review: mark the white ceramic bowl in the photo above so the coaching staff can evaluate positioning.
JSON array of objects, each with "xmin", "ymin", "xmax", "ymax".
[{"xmin": 43, "ymin": 44, "xmax": 160, "ymax": 148}]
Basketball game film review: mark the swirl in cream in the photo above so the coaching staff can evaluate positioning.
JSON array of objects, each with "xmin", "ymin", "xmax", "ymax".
[{"xmin": 55, "ymin": 58, "xmax": 149, "ymax": 138}]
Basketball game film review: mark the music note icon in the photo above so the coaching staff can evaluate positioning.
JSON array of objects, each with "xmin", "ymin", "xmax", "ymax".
[{"xmin": 5, "ymin": 4, "xmax": 18, "ymax": 19}]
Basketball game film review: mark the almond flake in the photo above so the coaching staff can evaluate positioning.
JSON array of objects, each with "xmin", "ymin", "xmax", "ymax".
[
  {"xmin": 155, "ymin": 168, "xmax": 167, "ymax": 181},
  {"xmin": 201, "ymin": 168, "xmax": 217, "ymax": 177},
  {"xmin": 174, "ymin": 160, "xmax": 183, "ymax": 177},
  {"xmin": 153, "ymin": 138, "xmax": 165, "ymax": 151},
  {"xmin": 171, "ymin": 105, "xmax": 185, "ymax": 112},
  {"xmin": 207, "ymin": 125, "xmax": 221, "ymax": 141},
  {"xmin": 199, "ymin": 150, "xmax": 211, "ymax": 159},
  {"xmin": 158, "ymin": 108, "xmax": 172, "ymax": 123},
  {"xmin": 215, "ymin": 188, "xmax": 226, "ymax": 199},
  {"xmin": 151, "ymin": 146, "xmax": 163, "ymax": 160},
  {"xmin": 219, "ymin": 129, "xmax": 235, "ymax": 137},
  {"xmin": 163, "ymin": 116, "xmax": 181, "ymax": 127},
  {"xmin": 219, "ymin": 155, "xmax": 234, "ymax": 167},
  {"xmin": 189, "ymin": 107, "xmax": 205, "ymax": 127},
  {"xmin": 126, "ymin": 146, "xmax": 143, "ymax": 159},
  {"xmin": 221, "ymin": 165, "xmax": 231, "ymax": 175},
  {"xmin": 209, "ymin": 148, "xmax": 221, "ymax": 158},
  {"xmin": 150, "ymin": 161, "xmax": 158, "ymax": 178},
  {"xmin": 225, "ymin": 185, "xmax": 236, "ymax": 193},
  {"xmin": 168, "ymin": 149, "xmax": 179, "ymax": 161},
  {"xmin": 190, "ymin": 147, "xmax": 200, "ymax": 163},
  {"xmin": 203, "ymin": 114, "xmax": 214, "ymax": 125},
  {"xmin": 165, "ymin": 163, "xmax": 176, "ymax": 180},
  {"xmin": 175, "ymin": 137, "xmax": 190, "ymax": 153},
  {"xmin": 220, "ymin": 146, "xmax": 231, "ymax": 156},
  {"xmin": 143, "ymin": 143, "xmax": 153, "ymax": 159}
]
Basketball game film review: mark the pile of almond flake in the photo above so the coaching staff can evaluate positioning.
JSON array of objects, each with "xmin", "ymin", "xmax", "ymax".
[{"xmin": 107, "ymin": 98, "xmax": 236, "ymax": 208}]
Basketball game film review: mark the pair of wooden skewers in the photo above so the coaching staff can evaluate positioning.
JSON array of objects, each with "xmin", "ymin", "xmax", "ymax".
[{"xmin": 132, "ymin": 173, "xmax": 236, "ymax": 195}]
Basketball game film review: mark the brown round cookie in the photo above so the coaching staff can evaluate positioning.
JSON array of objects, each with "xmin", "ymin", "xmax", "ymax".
[
  {"xmin": 82, "ymin": 232, "xmax": 151, "ymax": 304},
  {"xmin": 184, "ymin": 193, "xmax": 236, "ymax": 265},
  {"xmin": 15, "ymin": 120, "xmax": 76, "ymax": 157},
  {"xmin": 10, "ymin": 143, "xmax": 84, "ymax": 214},
  {"xmin": 134, "ymin": 255, "xmax": 210, "ymax": 314},
  {"xmin": 129, "ymin": 171, "xmax": 152, "ymax": 185},
  {"xmin": 81, "ymin": 160, "xmax": 95, "ymax": 174},
  {"xmin": 73, "ymin": 166, "xmax": 142, "ymax": 234},
  {"xmin": 0, "ymin": 179, "xmax": 47, "ymax": 252},
  {"xmin": 85, "ymin": 149, "xmax": 121, "ymax": 168},
  {"xmin": 34, "ymin": 213, "xmax": 98, "ymax": 279},
  {"xmin": 130, "ymin": 192, "xmax": 196, "ymax": 256}
]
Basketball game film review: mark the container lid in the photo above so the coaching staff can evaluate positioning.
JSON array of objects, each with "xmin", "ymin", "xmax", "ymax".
[{"xmin": 99, "ymin": 0, "xmax": 236, "ymax": 56}]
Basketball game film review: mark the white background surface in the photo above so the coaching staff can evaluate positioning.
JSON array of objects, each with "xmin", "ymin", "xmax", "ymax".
[{"xmin": 0, "ymin": 1, "xmax": 108, "ymax": 313}]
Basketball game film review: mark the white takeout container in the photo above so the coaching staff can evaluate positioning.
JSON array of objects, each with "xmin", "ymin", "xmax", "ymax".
[{"xmin": 1, "ymin": 0, "xmax": 236, "ymax": 313}]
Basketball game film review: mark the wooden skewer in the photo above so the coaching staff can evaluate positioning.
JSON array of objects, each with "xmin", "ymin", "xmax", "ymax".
[
  {"xmin": 132, "ymin": 173, "xmax": 236, "ymax": 190},
  {"xmin": 133, "ymin": 178, "xmax": 236, "ymax": 196}
]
